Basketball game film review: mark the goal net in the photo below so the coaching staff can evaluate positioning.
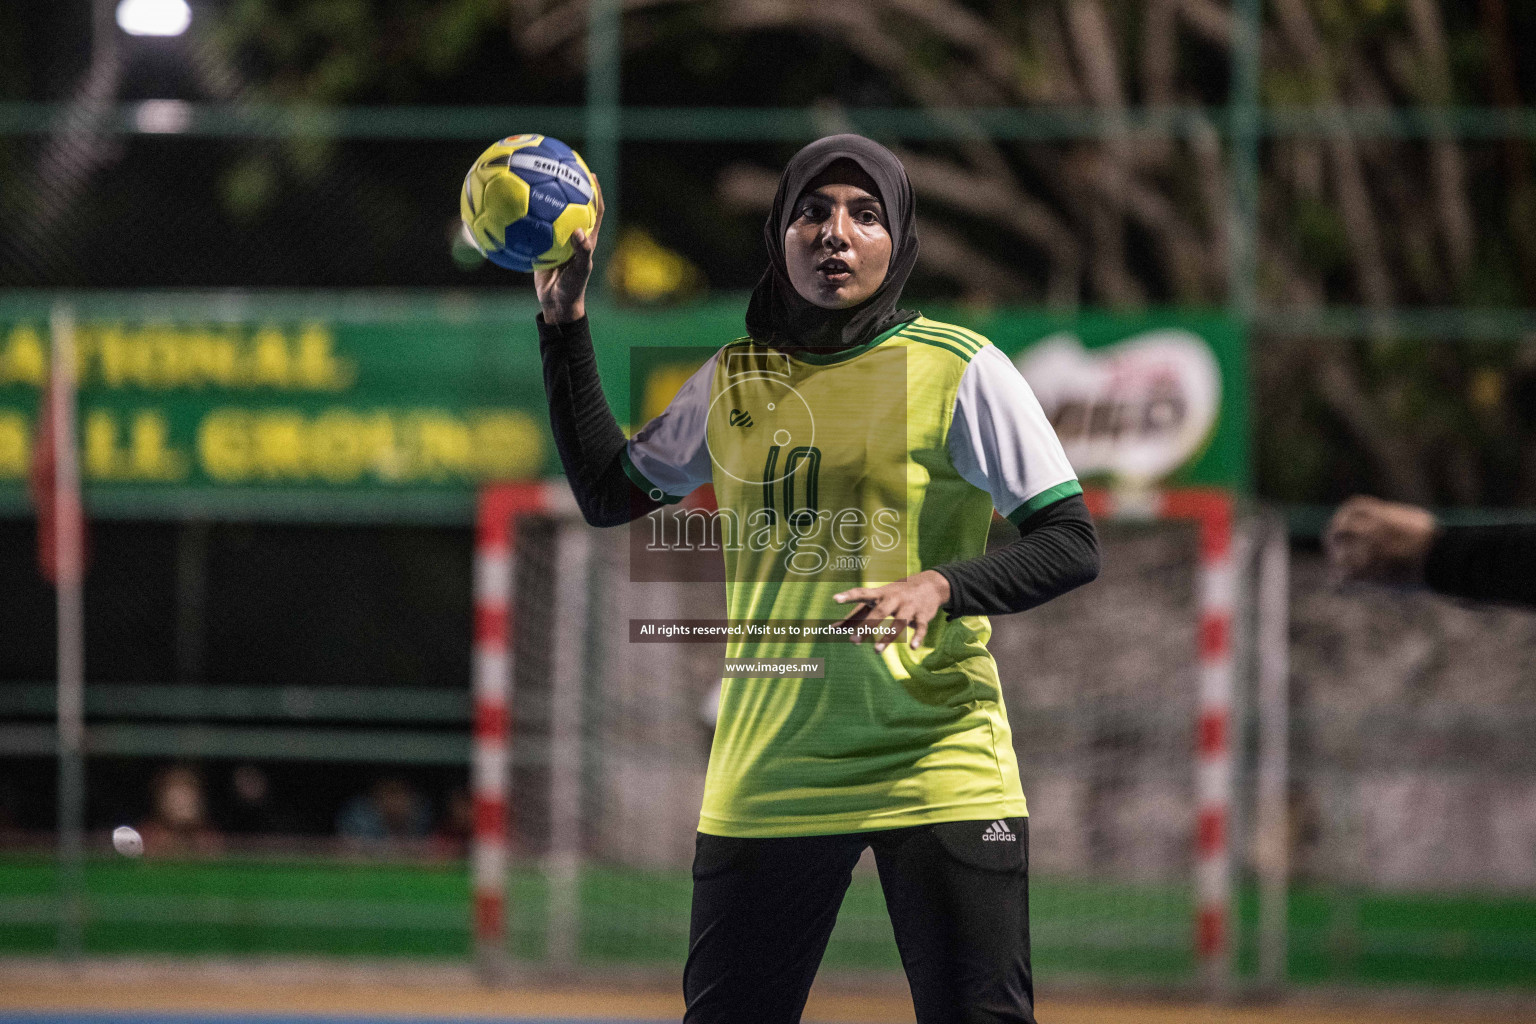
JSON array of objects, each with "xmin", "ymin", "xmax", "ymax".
[{"xmin": 474, "ymin": 483, "xmax": 1257, "ymax": 992}]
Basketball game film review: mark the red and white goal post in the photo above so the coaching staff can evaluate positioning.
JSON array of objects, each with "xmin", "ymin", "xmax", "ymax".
[
  {"xmin": 470, "ymin": 481, "xmax": 555, "ymax": 980},
  {"xmin": 470, "ymin": 481, "xmax": 1290, "ymax": 992}
]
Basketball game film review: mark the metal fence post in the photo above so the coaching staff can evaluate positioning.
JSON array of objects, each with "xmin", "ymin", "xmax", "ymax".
[
  {"xmin": 1229, "ymin": 0, "xmax": 1262, "ymax": 325},
  {"xmin": 1255, "ymin": 512, "xmax": 1291, "ymax": 990},
  {"xmin": 586, "ymin": 0, "xmax": 622, "ymax": 281},
  {"xmin": 50, "ymin": 303, "xmax": 86, "ymax": 961}
]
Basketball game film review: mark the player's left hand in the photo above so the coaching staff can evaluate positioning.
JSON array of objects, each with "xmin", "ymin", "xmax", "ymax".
[
  {"xmin": 833, "ymin": 570, "xmax": 952, "ymax": 653},
  {"xmin": 1324, "ymin": 494, "xmax": 1438, "ymax": 587}
]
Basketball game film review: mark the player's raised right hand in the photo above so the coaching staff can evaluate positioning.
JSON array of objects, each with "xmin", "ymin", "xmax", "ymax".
[{"xmin": 535, "ymin": 171, "xmax": 605, "ymax": 324}]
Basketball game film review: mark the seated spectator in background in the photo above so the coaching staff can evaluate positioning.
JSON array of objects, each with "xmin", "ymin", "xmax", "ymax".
[
  {"xmin": 223, "ymin": 764, "xmax": 298, "ymax": 835},
  {"xmin": 336, "ymin": 777, "xmax": 431, "ymax": 849},
  {"xmin": 1325, "ymin": 494, "xmax": 1536, "ymax": 608},
  {"xmin": 139, "ymin": 764, "xmax": 222, "ymax": 857},
  {"xmin": 430, "ymin": 788, "xmax": 474, "ymax": 859}
]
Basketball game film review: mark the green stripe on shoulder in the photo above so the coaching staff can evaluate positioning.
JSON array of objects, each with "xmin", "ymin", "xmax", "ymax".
[
  {"xmin": 909, "ymin": 316, "xmax": 983, "ymax": 348},
  {"xmin": 913, "ymin": 318, "xmax": 990, "ymax": 353},
  {"xmin": 900, "ymin": 323, "xmax": 982, "ymax": 361},
  {"xmin": 907, "ymin": 325, "xmax": 981, "ymax": 353},
  {"xmin": 1005, "ymin": 479, "xmax": 1084, "ymax": 528},
  {"xmin": 905, "ymin": 326, "xmax": 976, "ymax": 351},
  {"xmin": 903, "ymin": 322, "xmax": 989, "ymax": 362},
  {"xmin": 619, "ymin": 446, "xmax": 682, "ymax": 505},
  {"xmin": 900, "ymin": 329, "xmax": 973, "ymax": 362},
  {"xmin": 949, "ymin": 324, "xmax": 993, "ymax": 352}
]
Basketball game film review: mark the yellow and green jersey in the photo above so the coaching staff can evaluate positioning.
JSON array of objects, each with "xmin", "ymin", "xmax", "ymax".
[{"xmin": 622, "ymin": 316, "xmax": 1081, "ymax": 837}]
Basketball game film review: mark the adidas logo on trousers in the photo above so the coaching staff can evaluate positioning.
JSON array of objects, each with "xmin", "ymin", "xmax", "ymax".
[{"xmin": 982, "ymin": 820, "xmax": 1017, "ymax": 842}]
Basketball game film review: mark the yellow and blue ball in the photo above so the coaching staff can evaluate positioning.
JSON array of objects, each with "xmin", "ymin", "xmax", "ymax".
[{"xmin": 460, "ymin": 134, "xmax": 597, "ymax": 272}]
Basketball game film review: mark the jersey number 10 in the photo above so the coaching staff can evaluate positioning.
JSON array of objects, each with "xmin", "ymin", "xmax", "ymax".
[{"xmin": 761, "ymin": 444, "xmax": 821, "ymax": 527}]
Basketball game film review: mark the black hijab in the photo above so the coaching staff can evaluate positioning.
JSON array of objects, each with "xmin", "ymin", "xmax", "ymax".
[{"xmin": 745, "ymin": 134, "xmax": 920, "ymax": 354}]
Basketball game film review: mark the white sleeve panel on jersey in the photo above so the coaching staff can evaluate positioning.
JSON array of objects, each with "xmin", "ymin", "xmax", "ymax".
[
  {"xmin": 625, "ymin": 350, "xmax": 720, "ymax": 499},
  {"xmin": 946, "ymin": 344, "xmax": 1080, "ymax": 523}
]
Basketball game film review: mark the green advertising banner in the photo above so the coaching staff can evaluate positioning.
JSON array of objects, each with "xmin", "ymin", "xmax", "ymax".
[
  {"xmin": 966, "ymin": 308, "xmax": 1249, "ymax": 494},
  {"xmin": 0, "ymin": 295, "xmax": 1246, "ymax": 523}
]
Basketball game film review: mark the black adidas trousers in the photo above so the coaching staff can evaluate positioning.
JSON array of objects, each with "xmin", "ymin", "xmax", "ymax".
[{"xmin": 682, "ymin": 816, "xmax": 1038, "ymax": 1024}]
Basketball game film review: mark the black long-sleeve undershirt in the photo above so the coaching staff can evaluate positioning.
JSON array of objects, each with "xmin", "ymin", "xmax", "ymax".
[
  {"xmin": 935, "ymin": 495, "xmax": 1100, "ymax": 616},
  {"xmin": 537, "ymin": 313, "xmax": 664, "ymax": 527},
  {"xmin": 536, "ymin": 313, "xmax": 1099, "ymax": 614},
  {"xmin": 1424, "ymin": 523, "xmax": 1536, "ymax": 608}
]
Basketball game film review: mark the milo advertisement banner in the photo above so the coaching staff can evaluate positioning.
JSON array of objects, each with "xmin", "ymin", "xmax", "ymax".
[
  {"xmin": 0, "ymin": 297, "xmax": 1245, "ymax": 522},
  {"xmin": 966, "ymin": 309, "xmax": 1247, "ymax": 493}
]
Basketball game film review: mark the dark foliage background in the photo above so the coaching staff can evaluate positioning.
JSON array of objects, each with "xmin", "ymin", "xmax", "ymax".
[{"xmin": 5, "ymin": 1, "xmax": 1536, "ymax": 505}]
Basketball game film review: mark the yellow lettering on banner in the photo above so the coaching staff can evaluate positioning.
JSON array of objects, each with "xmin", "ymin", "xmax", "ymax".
[
  {"xmin": 82, "ymin": 409, "xmax": 190, "ymax": 481},
  {"xmin": 2, "ymin": 325, "xmax": 47, "ymax": 387},
  {"xmin": 251, "ymin": 412, "xmax": 306, "ymax": 479},
  {"xmin": 307, "ymin": 409, "xmax": 366, "ymax": 482},
  {"xmin": 84, "ymin": 410, "xmax": 124, "ymax": 479},
  {"xmin": 415, "ymin": 413, "xmax": 473, "ymax": 479},
  {"xmin": 363, "ymin": 412, "xmax": 406, "ymax": 481},
  {"xmin": 144, "ymin": 325, "xmax": 185, "ymax": 389},
  {"xmin": 199, "ymin": 409, "xmax": 252, "ymax": 482},
  {"xmin": 250, "ymin": 328, "xmax": 292, "ymax": 388},
  {"xmin": 191, "ymin": 407, "xmax": 545, "ymax": 484},
  {"xmin": 472, "ymin": 411, "xmax": 543, "ymax": 479},
  {"xmin": 186, "ymin": 329, "xmax": 240, "ymax": 388},
  {"xmin": 18, "ymin": 322, "xmax": 358, "ymax": 392},
  {"xmin": 128, "ymin": 411, "xmax": 187, "ymax": 480},
  {"xmin": 296, "ymin": 325, "xmax": 355, "ymax": 390},
  {"xmin": 94, "ymin": 326, "xmax": 136, "ymax": 388},
  {"xmin": 0, "ymin": 412, "xmax": 29, "ymax": 477}
]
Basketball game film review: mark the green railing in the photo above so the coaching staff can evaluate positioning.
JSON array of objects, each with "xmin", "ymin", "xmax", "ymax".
[
  {"xmin": 4, "ymin": 102, "xmax": 1536, "ymax": 142},
  {"xmin": 0, "ymin": 683, "xmax": 471, "ymax": 765}
]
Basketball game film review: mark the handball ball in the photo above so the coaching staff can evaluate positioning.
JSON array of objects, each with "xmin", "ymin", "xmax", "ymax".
[
  {"xmin": 460, "ymin": 134, "xmax": 597, "ymax": 273},
  {"xmin": 112, "ymin": 825, "xmax": 143, "ymax": 857}
]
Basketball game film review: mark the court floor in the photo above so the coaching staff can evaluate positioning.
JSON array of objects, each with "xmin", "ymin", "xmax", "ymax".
[{"xmin": 2, "ymin": 965, "xmax": 1533, "ymax": 1024}]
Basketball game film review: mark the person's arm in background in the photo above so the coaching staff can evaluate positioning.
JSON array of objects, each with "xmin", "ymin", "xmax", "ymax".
[{"xmin": 1324, "ymin": 495, "xmax": 1536, "ymax": 607}]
